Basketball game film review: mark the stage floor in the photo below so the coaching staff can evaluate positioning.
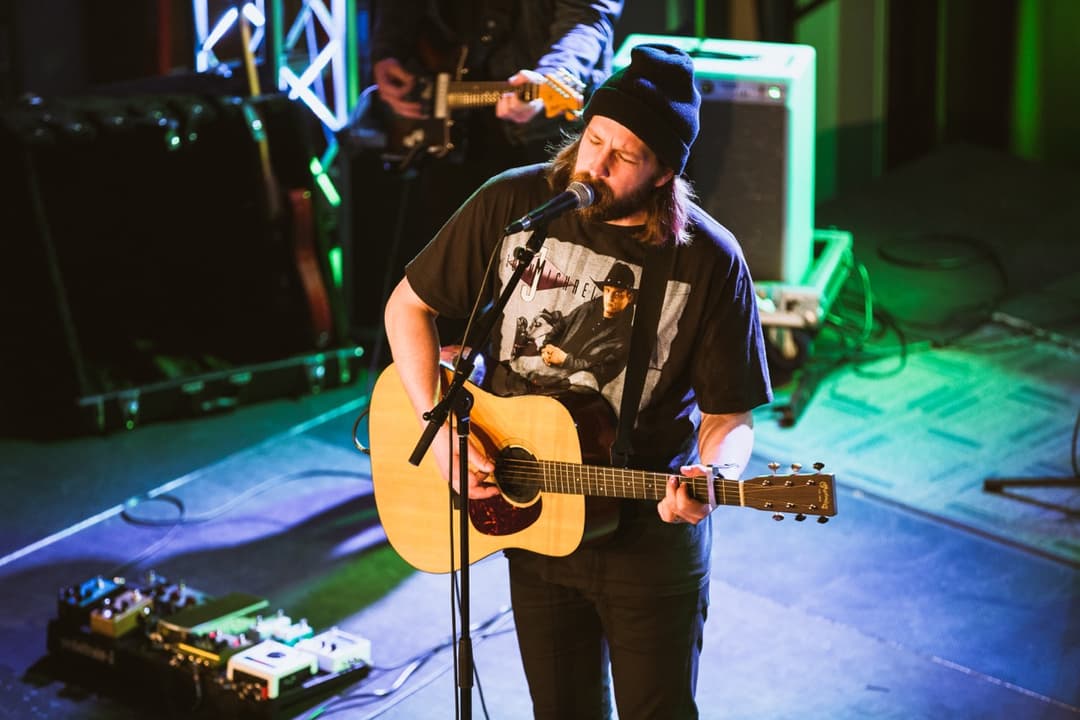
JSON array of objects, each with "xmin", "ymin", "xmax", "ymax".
[{"xmin": 1, "ymin": 144, "xmax": 1078, "ymax": 719}]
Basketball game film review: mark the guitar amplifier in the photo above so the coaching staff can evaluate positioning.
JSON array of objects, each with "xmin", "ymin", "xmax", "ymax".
[
  {"xmin": 613, "ymin": 35, "xmax": 817, "ymax": 284},
  {"xmin": 0, "ymin": 92, "xmax": 353, "ymax": 436}
]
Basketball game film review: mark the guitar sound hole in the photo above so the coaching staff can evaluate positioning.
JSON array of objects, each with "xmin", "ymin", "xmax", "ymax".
[{"xmin": 496, "ymin": 446, "xmax": 540, "ymax": 504}]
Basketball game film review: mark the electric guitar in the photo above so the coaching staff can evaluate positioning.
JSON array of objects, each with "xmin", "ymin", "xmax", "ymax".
[
  {"xmin": 370, "ymin": 18, "xmax": 587, "ymax": 161},
  {"xmin": 369, "ymin": 364, "xmax": 837, "ymax": 574},
  {"xmin": 386, "ymin": 69, "xmax": 585, "ymax": 160}
]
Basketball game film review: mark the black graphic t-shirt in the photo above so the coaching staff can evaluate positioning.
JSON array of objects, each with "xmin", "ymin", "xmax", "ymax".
[{"xmin": 405, "ymin": 164, "xmax": 772, "ymax": 595}]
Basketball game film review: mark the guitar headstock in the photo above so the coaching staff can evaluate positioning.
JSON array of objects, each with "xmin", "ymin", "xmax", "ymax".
[
  {"xmin": 539, "ymin": 69, "xmax": 586, "ymax": 120},
  {"xmin": 742, "ymin": 462, "xmax": 837, "ymax": 523}
]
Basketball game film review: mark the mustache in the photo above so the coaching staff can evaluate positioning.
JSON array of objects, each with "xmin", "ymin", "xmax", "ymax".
[{"xmin": 570, "ymin": 173, "xmax": 614, "ymax": 206}]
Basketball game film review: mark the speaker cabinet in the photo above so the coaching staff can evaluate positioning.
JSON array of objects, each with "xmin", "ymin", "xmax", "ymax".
[
  {"xmin": 0, "ymin": 92, "xmax": 347, "ymax": 435},
  {"xmin": 613, "ymin": 35, "xmax": 816, "ymax": 283}
]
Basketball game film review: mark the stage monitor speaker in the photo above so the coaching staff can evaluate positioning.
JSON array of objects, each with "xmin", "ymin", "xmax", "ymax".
[{"xmin": 613, "ymin": 35, "xmax": 816, "ymax": 284}]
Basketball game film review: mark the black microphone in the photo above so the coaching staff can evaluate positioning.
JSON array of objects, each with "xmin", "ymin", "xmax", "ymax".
[{"xmin": 504, "ymin": 181, "xmax": 595, "ymax": 235}]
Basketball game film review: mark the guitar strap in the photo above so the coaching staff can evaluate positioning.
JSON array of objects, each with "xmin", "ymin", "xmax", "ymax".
[{"xmin": 611, "ymin": 241, "xmax": 677, "ymax": 469}]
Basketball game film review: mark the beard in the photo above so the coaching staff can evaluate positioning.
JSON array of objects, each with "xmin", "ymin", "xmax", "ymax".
[{"xmin": 572, "ymin": 171, "xmax": 658, "ymax": 224}]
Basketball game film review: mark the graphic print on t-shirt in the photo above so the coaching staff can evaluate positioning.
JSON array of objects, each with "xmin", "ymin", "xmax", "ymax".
[{"xmin": 494, "ymin": 235, "xmax": 687, "ymax": 415}]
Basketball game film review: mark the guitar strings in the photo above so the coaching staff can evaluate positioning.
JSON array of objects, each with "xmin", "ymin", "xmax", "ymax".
[
  {"xmin": 494, "ymin": 458, "xmax": 715, "ymax": 499},
  {"xmin": 492, "ymin": 458, "xmax": 825, "ymax": 505}
]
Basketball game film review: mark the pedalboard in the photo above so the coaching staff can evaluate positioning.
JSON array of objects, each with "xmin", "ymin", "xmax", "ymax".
[{"xmin": 47, "ymin": 571, "xmax": 372, "ymax": 718}]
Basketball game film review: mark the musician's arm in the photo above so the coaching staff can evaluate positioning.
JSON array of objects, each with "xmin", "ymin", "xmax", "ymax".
[
  {"xmin": 539, "ymin": 0, "xmax": 624, "ymax": 86},
  {"xmin": 697, "ymin": 410, "xmax": 755, "ymax": 481},
  {"xmin": 500, "ymin": 0, "xmax": 623, "ymax": 124},
  {"xmin": 370, "ymin": 0, "xmax": 424, "ymax": 66},
  {"xmin": 383, "ymin": 277, "xmax": 442, "ymax": 424},
  {"xmin": 384, "ymin": 278, "xmax": 499, "ymax": 498},
  {"xmin": 657, "ymin": 410, "xmax": 755, "ymax": 525}
]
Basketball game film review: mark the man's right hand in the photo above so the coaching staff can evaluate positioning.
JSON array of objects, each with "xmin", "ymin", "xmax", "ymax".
[
  {"xmin": 374, "ymin": 58, "xmax": 424, "ymax": 118},
  {"xmin": 384, "ymin": 277, "xmax": 499, "ymax": 500},
  {"xmin": 431, "ymin": 424, "xmax": 501, "ymax": 500}
]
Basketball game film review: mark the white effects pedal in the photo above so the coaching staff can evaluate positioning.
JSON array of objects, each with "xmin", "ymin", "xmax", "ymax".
[
  {"xmin": 226, "ymin": 639, "xmax": 318, "ymax": 699},
  {"xmin": 294, "ymin": 627, "xmax": 372, "ymax": 673}
]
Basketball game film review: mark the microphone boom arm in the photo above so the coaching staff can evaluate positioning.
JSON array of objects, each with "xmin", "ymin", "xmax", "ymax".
[{"xmin": 503, "ymin": 181, "xmax": 594, "ymax": 235}]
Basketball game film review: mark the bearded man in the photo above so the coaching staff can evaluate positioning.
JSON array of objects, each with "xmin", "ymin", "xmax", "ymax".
[{"xmin": 382, "ymin": 44, "xmax": 772, "ymax": 720}]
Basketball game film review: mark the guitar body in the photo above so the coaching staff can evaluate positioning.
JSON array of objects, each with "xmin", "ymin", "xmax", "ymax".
[
  {"xmin": 386, "ymin": 110, "xmax": 456, "ymax": 161},
  {"xmin": 385, "ymin": 27, "xmax": 470, "ymax": 160},
  {"xmin": 370, "ymin": 363, "xmax": 620, "ymax": 573}
]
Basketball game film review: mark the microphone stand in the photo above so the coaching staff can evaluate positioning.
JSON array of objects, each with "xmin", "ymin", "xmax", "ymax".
[{"xmin": 407, "ymin": 222, "xmax": 551, "ymax": 719}]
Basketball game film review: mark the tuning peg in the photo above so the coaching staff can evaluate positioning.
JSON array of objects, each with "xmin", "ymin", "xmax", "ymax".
[
  {"xmin": 813, "ymin": 462, "xmax": 825, "ymax": 471},
  {"xmin": 768, "ymin": 462, "xmax": 780, "ymax": 473},
  {"xmin": 795, "ymin": 513, "xmax": 806, "ymax": 522},
  {"xmin": 817, "ymin": 516, "xmax": 829, "ymax": 524},
  {"xmin": 790, "ymin": 463, "xmax": 802, "ymax": 473},
  {"xmin": 772, "ymin": 513, "xmax": 784, "ymax": 521}
]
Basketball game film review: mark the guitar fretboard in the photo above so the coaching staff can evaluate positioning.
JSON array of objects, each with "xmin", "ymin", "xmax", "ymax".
[
  {"xmin": 446, "ymin": 82, "xmax": 538, "ymax": 109},
  {"xmin": 497, "ymin": 458, "xmax": 743, "ymax": 507}
]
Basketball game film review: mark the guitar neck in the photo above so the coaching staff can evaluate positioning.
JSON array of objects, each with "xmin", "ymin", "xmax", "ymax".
[
  {"xmin": 501, "ymin": 459, "xmax": 743, "ymax": 507},
  {"xmin": 497, "ymin": 458, "xmax": 836, "ymax": 517},
  {"xmin": 445, "ymin": 81, "xmax": 538, "ymax": 110}
]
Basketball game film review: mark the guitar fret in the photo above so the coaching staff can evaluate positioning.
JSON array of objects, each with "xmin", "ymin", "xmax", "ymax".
[
  {"xmin": 452, "ymin": 92, "xmax": 505, "ymax": 108},
  {"xmin": 523, "ymin": 460, "xmax": 747, "ymax": 504},
  {"xmin": 447, "ymin": 83, "xmax": 539, "ymax": 110}
]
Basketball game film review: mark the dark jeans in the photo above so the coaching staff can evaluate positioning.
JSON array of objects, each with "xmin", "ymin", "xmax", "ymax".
[{"xmin": 508, "ymin": 557, "xmax": 709, "ymax": 720}]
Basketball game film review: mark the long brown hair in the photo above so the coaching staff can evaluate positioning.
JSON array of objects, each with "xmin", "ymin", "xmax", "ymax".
[{"xmin": 545, "ymin": 134, "xmax": 697, "ymax": 247}]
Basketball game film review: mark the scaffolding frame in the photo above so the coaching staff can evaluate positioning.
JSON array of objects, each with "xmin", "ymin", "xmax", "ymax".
[{"xmin": 192, "ymin": 0, "xmax": 359, "ymax": 133}]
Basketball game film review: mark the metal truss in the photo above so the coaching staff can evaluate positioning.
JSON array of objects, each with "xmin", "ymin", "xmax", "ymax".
[{"xmin": 192, "ymin": 0, "xmax": 358, "ymax": 133}]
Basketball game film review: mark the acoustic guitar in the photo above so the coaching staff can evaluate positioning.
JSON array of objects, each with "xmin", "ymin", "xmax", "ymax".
[{"xmin": 369, "ymin": 364, "xmax": 837, "ymax": 573}]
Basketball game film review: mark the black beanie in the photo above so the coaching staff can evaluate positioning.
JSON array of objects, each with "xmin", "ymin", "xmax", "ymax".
[{"xmin": 583, "ymin": 43, "xmax": 701, "ymax": 175}]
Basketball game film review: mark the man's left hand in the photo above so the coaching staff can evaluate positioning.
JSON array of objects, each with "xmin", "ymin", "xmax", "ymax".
[
  {"xmin": 496, "ymin": 71, "xmax": 545, "ymax": 124},
  {"xmin": 657, "ymin": 466, "xmax": 713, "ymax": 525}
]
